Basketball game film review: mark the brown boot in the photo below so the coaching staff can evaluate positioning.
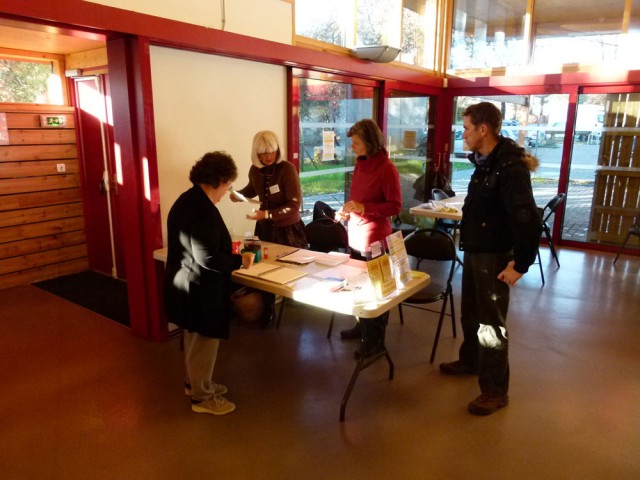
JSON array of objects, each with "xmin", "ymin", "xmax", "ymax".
[{"xmin": 468, "ymin": 394, "xmax": 509, "ymax": 415}]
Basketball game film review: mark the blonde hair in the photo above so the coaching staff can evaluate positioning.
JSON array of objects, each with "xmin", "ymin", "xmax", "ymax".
[{"xmin": 251, "ymin": 130, "xmax": 284, "ymax": 166}]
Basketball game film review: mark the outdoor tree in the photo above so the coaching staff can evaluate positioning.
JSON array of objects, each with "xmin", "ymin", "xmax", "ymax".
[{"xmin": 0, "ymin": 59, "xmax": 52, "ymax": 103}]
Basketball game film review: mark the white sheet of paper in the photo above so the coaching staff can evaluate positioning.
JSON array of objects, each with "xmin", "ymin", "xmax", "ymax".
[{"xmin": 230, "ymin": 190, "xmax": 260, "ymax": 204}]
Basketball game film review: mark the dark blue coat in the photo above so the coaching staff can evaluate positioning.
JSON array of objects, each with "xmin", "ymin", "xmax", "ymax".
[{"xmin": 164, "ymin": 185, "xmax": 242, "ymax": 338}]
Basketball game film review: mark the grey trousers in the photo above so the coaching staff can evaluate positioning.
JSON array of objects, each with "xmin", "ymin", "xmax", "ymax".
[{"xmin": 183, "ymin": 330, "xmax": 220, "ymax": 402}]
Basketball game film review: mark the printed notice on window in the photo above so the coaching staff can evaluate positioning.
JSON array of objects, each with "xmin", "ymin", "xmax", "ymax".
[{"xmin": 322, "ymin": 130, "xmax": 335, "ymax": 161}]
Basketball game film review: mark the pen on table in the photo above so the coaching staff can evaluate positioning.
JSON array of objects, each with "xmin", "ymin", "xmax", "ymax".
[{"xmin": 276, "ymin": 248, "xmax": 300, "ymax": 259}]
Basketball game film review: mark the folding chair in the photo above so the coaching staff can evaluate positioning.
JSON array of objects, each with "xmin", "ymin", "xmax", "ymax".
[
  {"xmin": 613, "ymin": 216, "xmax": 640, "ymax": 264},
  {"xmin": 535, "ymin": 193, "xmax": 566, "ymax": 283},
  {"xmin": 398, "ymin": 228, "xmax": 457, "ymax": 363}
]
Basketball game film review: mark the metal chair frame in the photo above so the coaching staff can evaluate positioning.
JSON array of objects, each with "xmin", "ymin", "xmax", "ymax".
[
  {"xmin": 613, "ymin": 216, "xmax": 640, "ymax": 264},
  {"xmin": 535, "ymin": 193, "xmax": 566, "ymax": 284},
  {"xmin": 398, "ymin": 228, "xmax": 457, "ymax": 363}
]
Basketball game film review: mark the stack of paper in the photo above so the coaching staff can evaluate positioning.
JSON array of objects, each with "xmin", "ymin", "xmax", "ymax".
[
  {"xmin": 314, "ymin": 252, "xmax": 350, "ymax": 267},
  {"xmin": 276, "ymin": 249, "xmax": 317, "ymax": 265}
]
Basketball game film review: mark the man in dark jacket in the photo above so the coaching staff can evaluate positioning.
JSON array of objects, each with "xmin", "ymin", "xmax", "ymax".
[{"xmin": 439, "ymin": 102, "xmax": 541, "ymax": 415}]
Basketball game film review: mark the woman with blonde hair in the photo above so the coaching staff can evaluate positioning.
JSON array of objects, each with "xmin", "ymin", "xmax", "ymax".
[
  {"xmin": 232, "ymin": 130, "xmax": 306, "ymax": 248},
  {"xmin": 231, "ymin": 131, "xmax": 306, "ymax": 327}
]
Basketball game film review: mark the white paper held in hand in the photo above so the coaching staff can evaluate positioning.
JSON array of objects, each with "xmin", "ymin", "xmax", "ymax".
[{"xmin": 230, "ymin": 189, "xmax": 260, "ymax": 204}]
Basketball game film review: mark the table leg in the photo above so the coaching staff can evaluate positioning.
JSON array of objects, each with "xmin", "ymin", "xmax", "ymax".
[{"xmin": 339, "ymin": 312, "xmax": 394, "ymax": 422}]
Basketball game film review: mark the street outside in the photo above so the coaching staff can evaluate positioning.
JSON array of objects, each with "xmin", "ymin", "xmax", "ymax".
[
  {"xmin": 302, "ymin": 140, "xmax": 600, "ymax": 244},
  {"xmin": 451, "ymin": 140, "xmax": 600, "ymax": 242}
]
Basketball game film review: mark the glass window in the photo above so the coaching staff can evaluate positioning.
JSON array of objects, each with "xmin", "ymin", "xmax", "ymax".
[
  {"xmin": 572, "ymin": 92, "xmax": 640, "ymax": 247},
  {"xmin": 532, "ymin": 0, "xmax": 640, "ymax": 69},
  {"xmin": 451, "ymin": 94, "xmax": 569, "ymax": 208},
  {"xmin": 295, "ymin": 0, "xmax": 354, "ymax": 48},
  {"xmin": 450, "ymin": 0, "xmax": 640, "ymax": 72},
  {"xmin": 450, "ymin": 0, "xmax": 528, "ymax": 70},
  {"xmin": 295, "ymin": 0, "xmax": 436, "ymax": 70},
  {"xmin": 357, "ymin": 0, "xmax": 402, "ymax": 47},
  {"xmin": 0, "ymin": 57, "xmax": 62, "ymax": 104},
  {"xmin": 400, "ymin": 0, "xmax": 438, "ymax": 70},
  {"xmin": 386, "ymin": 90, "xmax": 434, "ymax": 225},
  {"xmin": 296, "ymin": 75, "xmax": 377, "ymax": 222}
]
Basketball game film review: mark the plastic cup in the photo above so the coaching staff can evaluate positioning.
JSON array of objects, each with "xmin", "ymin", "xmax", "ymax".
[{"xmin": 241, "ymin": 252, "xmax": 255, "ymax": 269}]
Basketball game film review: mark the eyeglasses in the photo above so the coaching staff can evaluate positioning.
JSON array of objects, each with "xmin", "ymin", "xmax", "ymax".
[{"xmin": 226, "ymin": 183, "xmax": 234, "ymax": 192}]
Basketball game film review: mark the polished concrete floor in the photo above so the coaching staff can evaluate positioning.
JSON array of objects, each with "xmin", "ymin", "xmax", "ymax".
[{"xmin": 1, "ymin": 247, "xmax": 639, "ymax": 479}]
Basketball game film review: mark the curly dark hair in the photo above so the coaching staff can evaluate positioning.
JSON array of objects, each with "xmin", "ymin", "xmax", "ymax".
[
  {"xmin": 462, "ymin": 102, "xmax": 503, "ymax": 137},
  {"xmin": 189, "ymin": 151, "xmax": 238, "ymax": 188},
  {"xmin": 347, "ymin": 119, "xmax": 385, "ymax": 156}
]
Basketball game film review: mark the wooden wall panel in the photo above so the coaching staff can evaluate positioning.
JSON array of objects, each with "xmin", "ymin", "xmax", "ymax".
[
  {"xmin": 0, "ymin": 231, "xmax": 86, "ymax": 259},
  {"xmin": 0, "ymin": 174, "xmax": 81, "ymax": 195},
  {"xmin": 0, "ymin": 105, "xmax": 87, "ymax": 289},
  {"xmin": 0, "ymin": 160, "xmax": 80, "ymax": 178},
  {"xmin": 0, "ymin": 203, "xmax": 84, "ymax": 228},
  {"xmin": 0, "ymin": 189, "xmax": 82, "ymax": 212},
  {"xmin": 0, "ymin": 144, "xmax": 77, "ymax": 161}
]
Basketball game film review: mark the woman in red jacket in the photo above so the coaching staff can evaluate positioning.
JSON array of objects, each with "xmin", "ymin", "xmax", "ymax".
[{"xmin": 336, "ymin": 119, "xmax": 402, "ymax": 351}]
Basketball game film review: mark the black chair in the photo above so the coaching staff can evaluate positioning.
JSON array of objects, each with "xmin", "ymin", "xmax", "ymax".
[
  {"xmin": 304, "ymin": 217, "xmax": 348, "ymax": 254},
  {"xmin": 398, "ymin": 228, "xmax": 457, "ymax": 363},
  {"xmin": 535, "ymin": 193, "xmax": 566, "ymax": 284},
  {"xmin": 431, "ymin": 188, "xmax": 459, "ymax": 242},
  {"xmin": 391, "ymin": 213, "xmax": 417, "ymax": 238},
  {"xmin": 276, "ymin": 209, "xmax": 349, "ymax": 337},
  {"xmin": 312, "ymin": 201, "xmax": 336, "ymax": 221},
  {"xmin": 613, "ymin": 216, "xmax": 640, "ymax": 264}
]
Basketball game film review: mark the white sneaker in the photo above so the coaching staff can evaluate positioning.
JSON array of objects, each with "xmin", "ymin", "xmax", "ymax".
[
  {"xmin": 184, "ymin": 382, "xmax": 228, "ymax": 396},
  {"xmin": 191, "ymin": 396, "xmax": 236, "ymax": 415}
]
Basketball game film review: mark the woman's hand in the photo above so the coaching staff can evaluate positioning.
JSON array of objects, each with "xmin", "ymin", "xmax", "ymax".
[
  {"xmin": 335, "ymin": 208, "xmax": 349, "ymax": 221},
  {"xmin": 246, "ymin": 209, "xmax": 267, "ymax": 221},
  {"xmin": 342, "ymin": 200, "xmax": 365, "ymax": 215},
  {"xmin": 229, "ymin": 191, "xmax": 243, "ymax": 202}
]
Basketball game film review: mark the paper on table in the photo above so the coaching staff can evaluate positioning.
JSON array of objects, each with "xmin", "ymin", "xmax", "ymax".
[
  {"xmin": 314, "ymin": 252, "xmax": 350, "ymax": 266},
  {"xmin": 276, "ymin": 248, "xmax": 317, "ymax": 265},
  {"xmin": 230, "ymin": 189, "xmax": 260, "ymax": 204},
  {"xmin": 235, "ymin": 263, "xmax": 307, "ymax": 284},
  {"xmin": 316, "ymin": 264, "xmax": 369, "ymax": 283}
]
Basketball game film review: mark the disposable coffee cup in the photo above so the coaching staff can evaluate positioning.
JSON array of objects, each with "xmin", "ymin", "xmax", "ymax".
[{"xmin": 241, "ymin": 251, "xmax": 255, "ymax": 269}]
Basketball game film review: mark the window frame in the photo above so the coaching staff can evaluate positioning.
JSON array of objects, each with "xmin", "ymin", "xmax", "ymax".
[{"xmin": 0, "ymin": 47, "xmax": 68, "ymax": 106}]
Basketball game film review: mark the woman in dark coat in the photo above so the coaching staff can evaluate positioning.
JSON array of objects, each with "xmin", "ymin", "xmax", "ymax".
[{"xmin": 164, "ymin": 151, "xmax": 242, "ymax": 416}]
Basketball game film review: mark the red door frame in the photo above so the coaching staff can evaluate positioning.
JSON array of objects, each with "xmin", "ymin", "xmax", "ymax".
[{"xmin": 70, "ymin": 74, "xmax": 124, "ymax": 278}]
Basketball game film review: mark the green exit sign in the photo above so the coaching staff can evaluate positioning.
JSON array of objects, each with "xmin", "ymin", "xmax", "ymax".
[{"xmin": 40, "ymin": 115, "xmax": 66, "ymax": 127}]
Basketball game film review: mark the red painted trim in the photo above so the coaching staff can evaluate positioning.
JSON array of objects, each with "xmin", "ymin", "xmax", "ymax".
[
  {"xmin": 0, "ymin": 0, "xmax": 443, "ymax": 86},
  {"xmin": 287, "ymin": 70, "xmax": 299, "ymax": 171},
  {"xmin": 105, "ymin": 36, "xmax": 165, "ymax": 340},
  {"xmin": 447, "ymin": 70, "xmax": 640, "ymax": 89}
]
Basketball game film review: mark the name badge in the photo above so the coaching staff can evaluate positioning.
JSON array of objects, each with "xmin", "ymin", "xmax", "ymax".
[{"xmin": 269, "ymin": 184, "xmax": 280, "ymax": 194}]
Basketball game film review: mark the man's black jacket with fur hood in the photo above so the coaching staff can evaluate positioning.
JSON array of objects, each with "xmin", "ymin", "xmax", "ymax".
[{"xmin": 459, "ymin": 136, "xmax": 542, "ymax": 274}]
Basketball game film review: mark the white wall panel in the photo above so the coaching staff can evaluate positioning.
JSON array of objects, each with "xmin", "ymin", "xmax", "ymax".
[
  {"xmin": 150, "ymin": 45, "xmax": 287, "ymax": 242},
  {"xmin": 84, "ymin": 0, "xmax": 292, "ymax": 44}
]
